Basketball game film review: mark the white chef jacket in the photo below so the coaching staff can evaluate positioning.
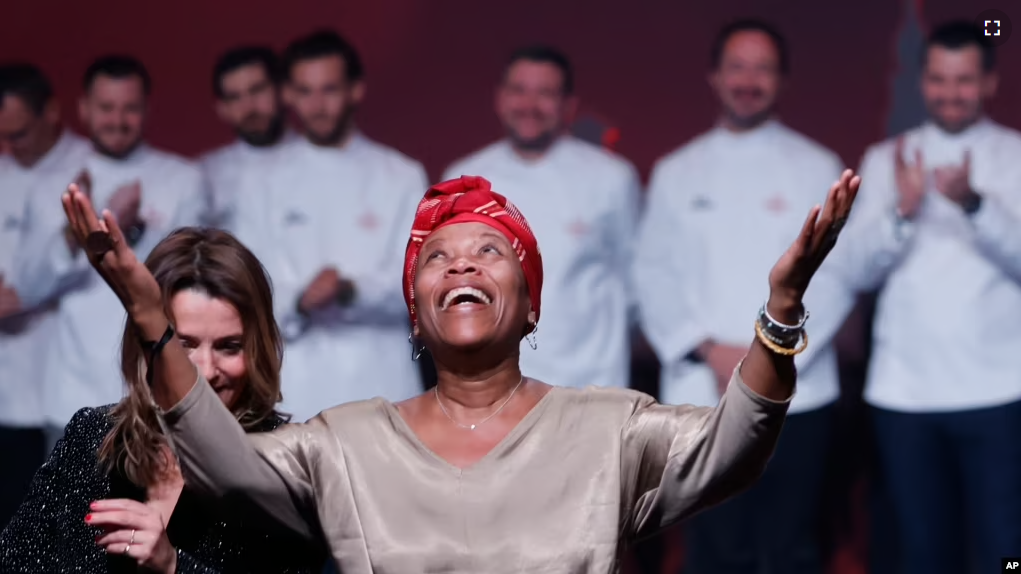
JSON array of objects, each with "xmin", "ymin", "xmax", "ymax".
[
  {"xmin": 634, "ymin": 120, "xmax": 856, "ymax": 414},
  {"xmin": 1, "ymin": 132, "xmax": 92, "ymax": 428},
  {"xmin": 842, "ymin": 118, "xmax": 1021, "ymax": 413},
  {"xmin": 198, "ymin": 132, "xmax": 296, "ymax": 229},
  {"xmin": 232, "ymin": 133, "xmax": 426, "ymax": 422},
  {"xmin": 442, "ymin": 136, "xmax": 640, "ymax": 390},
  {"xmin": 15, "ymin": 144, "xmax": 204, "ymax": 426}
]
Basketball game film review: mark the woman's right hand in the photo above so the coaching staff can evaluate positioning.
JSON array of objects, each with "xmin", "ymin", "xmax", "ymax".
[
  {"xmin": 62, "ymin": 183, "xmax": 162, "ymax": 320},
  {"xmin": 89, "ymin": 499, "xmax": 178, "ymax": 574}
]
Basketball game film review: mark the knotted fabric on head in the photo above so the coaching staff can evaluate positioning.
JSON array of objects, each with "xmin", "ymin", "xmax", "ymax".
[{"xmin": 403, "ymin": 175, "xmax": 543, "ymax": 332}]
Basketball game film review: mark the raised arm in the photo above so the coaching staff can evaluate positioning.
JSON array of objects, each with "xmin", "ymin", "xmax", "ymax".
[
  {"xmin": 621, "ymin": 170, "xmax": 861, "ymax": 538},
  {"xmin": 161, "ymin": 373, "xmax": 322, "ymax": 540},
  {"xmin": 58, "ymin": 184, "xmax": 320, "ymax": 541}
]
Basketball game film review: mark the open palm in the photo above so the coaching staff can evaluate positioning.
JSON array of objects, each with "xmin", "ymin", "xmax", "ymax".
[
  {"xmin": 62, "ymin": 183, "xmax": 162, "ymax": 318},
  {"xmin": 769, "ymin": 169, "xmax": 860, "ymax": 300}
]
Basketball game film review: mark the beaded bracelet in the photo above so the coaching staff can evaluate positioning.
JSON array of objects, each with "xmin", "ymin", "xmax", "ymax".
[
  {"xmin": 754, "ymin": 320, "xmax": 808, "ymax": 356},
  {"xmin": 758, "ymin": 325, "xmax": 800, "ymax": 348}
]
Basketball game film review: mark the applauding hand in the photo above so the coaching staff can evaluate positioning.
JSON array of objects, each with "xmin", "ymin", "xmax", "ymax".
[
  {"xmin": 0, "ymin": 276, "xmax": 21, "ymax": 320},
  {"xmin": 934, "ymin": 150, "xmax": 980, "ymax": 210},
  {"xmin": 893, "ymin": 137, "xmax": 925, "ymax": 219}
]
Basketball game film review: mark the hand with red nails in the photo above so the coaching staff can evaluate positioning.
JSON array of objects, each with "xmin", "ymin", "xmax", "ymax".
[{"xmin": 87, "ymin": 499, "xmax": 177, "ymax": 573}]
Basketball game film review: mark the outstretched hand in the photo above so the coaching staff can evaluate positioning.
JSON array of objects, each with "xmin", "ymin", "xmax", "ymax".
[
  {"xmin": 768, "ymin": 169, "xmax": 861, "ymax": 306},
  {"xmin": 62, "ymin": 183, "xmax": 162, "ymax": 319}
]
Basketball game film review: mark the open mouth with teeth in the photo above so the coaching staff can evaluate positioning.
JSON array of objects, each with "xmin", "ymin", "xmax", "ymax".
[{"xmin": 440, "ymin": 286, "xmax": 493, "ymax": 310}]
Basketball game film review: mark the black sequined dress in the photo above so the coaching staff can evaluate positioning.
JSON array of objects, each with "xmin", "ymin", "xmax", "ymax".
[{"xmin": 0, "ymin": 405, "xmax": 326, "ymax": 573}]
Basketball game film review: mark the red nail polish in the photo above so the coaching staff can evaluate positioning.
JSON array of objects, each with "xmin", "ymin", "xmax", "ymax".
[{"xmin": 84, "ymin": 514, "xmax": 92, "ymax": 522}]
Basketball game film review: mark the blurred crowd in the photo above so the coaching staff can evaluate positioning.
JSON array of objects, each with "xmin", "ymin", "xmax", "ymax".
[{"xmin": 1, "ymin": 16, "xmax": 1017, "ymax": 574}]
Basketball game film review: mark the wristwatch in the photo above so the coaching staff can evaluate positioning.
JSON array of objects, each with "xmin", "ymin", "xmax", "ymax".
[
  {"xmin": 124, "ymin": 221, "xmax": 147, "ymax": 247},
  {"xmin": 335, "ymin": 279, "xmax": 357, "ymax": 307},
  {"xmin": 962, "ymin": 193, "xmax": 983, "ymax": 216}
]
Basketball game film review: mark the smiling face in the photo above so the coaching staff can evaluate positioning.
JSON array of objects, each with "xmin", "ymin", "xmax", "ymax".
[
  {"xmin": 921, "ymin": 44, "xmax": 995, "ymax": 134},
  {"xmin": 711, "ymin": 29, "xmax": 782, "ymax": 129},
  {"xmin": 413, "ymin": 222, "xmax": 535, "ymax": 354},
  {"xmin": 216, "ymin": 62, "xmax": 283, "ymax": 146},
  {"xmin": 79, "ymin": 74, "xmax": 147, "ymax": 158},
  {"xmin": 170, "ymin": 288, "xmax": 247, "ymax": 408},
  {"xmin": 496, "ymin": 59, "xmax": 576, "ymax": 152}
]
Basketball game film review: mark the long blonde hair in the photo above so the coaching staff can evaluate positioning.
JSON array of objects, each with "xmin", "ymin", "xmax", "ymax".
[{"xmin": 97, "ymin": 228, "xmax": 286, "ymax": 487}]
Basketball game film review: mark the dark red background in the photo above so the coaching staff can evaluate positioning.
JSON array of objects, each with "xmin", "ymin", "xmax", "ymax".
[{"xmin": 2, "ymin": 0, "xmax": 1016, "ymax": 182}]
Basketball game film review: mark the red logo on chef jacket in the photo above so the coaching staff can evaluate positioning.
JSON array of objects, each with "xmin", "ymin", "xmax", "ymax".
[
  {"xmin": 358, "ymin": 212, "xmax": 379, "ymax": 230},
  {"xmin": 765, "ymin": 194, "xmax": 788, "ymax": 214}
]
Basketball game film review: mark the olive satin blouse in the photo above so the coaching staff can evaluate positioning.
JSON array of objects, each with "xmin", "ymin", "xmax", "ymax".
[{"xmin": 162, "ymin": 366, "xmax": 789, "ymax": 573}]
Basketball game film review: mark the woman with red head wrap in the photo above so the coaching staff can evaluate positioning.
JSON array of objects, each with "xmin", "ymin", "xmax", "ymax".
[{"xmin": 59, "ymin": 169, "xmax": 860, "ymax": 573}]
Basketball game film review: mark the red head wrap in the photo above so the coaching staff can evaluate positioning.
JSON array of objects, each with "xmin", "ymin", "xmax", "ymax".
[{"xmin": 403, "ymin": 175, "xmax": 543, "ymax": 331}]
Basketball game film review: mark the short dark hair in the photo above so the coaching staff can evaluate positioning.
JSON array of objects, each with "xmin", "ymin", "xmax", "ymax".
[
  {"xmin": 281, "ymin": 30, "xmax": 364, "ymax": 82},
  {"xmin": 924, "ymin": 20, "xmax": 995, "ymax": 72},
  {"xmin": 711, "ymin": 19, "xmax": 790, "ymax": 75},
  {"xmin": 0, "ymin": 62, "xmax": 54, "ymax": 115},
  {"xmin": 83, "ymin": 55, "xmax": 152, "ymax": 94},
  {"xmin": 505, "ymin": 45, "xmax": 574, "ymax": 95},
  {"xmin": 212, "ymin": 46, "xmax": 281, "ymax": 98}
]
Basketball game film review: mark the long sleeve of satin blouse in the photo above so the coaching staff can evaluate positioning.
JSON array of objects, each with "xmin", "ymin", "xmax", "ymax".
[
  {"xmin": 162, "ymin": 377, "xmax": 323, "ymax": 542},
  {"xmin": 164, "ymin": 366, "xmax": 789, "ymax": 550},
  {"xmin": 620, "ymin": 366, "xmax": 790, "ymax": 539}
]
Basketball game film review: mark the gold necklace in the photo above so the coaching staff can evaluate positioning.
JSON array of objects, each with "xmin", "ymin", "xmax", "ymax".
[{"xmin": 434, "ymin": 376, "xmax": 525, "ymax": 431}]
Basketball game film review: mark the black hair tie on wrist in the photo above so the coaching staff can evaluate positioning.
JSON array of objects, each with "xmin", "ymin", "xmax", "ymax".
[{"xmin": 140, "ymin": 324, "xmax": 175, "ymax": 387}]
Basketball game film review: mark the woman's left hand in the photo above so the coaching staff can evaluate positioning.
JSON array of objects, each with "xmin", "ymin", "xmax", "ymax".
[
  {"xmin": 768, "ymin": 169, "xmax": 861, "ymax": 311},
  {"xmin": 88, "ymin": 499, "xmax": 178, "ymax": 574}
]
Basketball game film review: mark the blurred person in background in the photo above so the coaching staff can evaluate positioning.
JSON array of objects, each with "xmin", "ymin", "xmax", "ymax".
[
  {"xmin": 232, "ymin": 30, "xmax": 426, "ymax": 422},
  {"xmin": 199, "ymin": 45, "xmax": 292, "ymax": 229},
  {"xmin": 442, "ymin": 46, "xmax": 640, "ymax": 391},
  {"xmin": 0, "ymin": 62, "xmax": 91, "ymax": 528},
  {"xmin": 842, "ymin": 21, "xmax": 1021, "ymax": 574},
  {"xmin": 633, "ymin": 19, "xmax": 856, "ymax": 573},
  {"xmin": 14, "ymin": 55, "xmax": 204, "ymax": 448}
]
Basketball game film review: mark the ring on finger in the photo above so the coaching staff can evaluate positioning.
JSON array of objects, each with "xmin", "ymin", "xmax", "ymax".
[
  {"xmin": 129, "ymin": 529, "xmax": 136, "ymax": 545},
  {"xmin": 124, "ymin": 542, "xmax": 131, "ymax": 555},
  {"xmin": 85, "ymin": 231, "xmax": 114, "ymax": 258}
]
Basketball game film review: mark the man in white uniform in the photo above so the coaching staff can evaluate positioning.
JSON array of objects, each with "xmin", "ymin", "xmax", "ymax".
[
  {"xmin": 633, "ymin": 20, "xmax": 855, "ymax": 573},
  {"xmin": 199, "ymin": 45, "xmax": 291, "ymax": 229},
  {"xmin": 234, "ymin": 30, "xmax": 426, "ymax": 421},
  {"xmin": 843, "ymin": 22, "xmax": 1021, "ymax": 573},
  {"xmin": 442, "ymin": 46, "xmax": 640, "ymax": 390},
  {"xmin": 15, "ymin": 56, "xmax": 204, "ymax": 436},
  {"xmin": 0, "ymin": 63, "xmax": 91, "ymax": 526}
]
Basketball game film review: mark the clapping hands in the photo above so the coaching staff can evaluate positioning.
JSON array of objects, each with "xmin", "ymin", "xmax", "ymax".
[{"xmin": 894, "ymin": 138, "xmax": 978, "ymax": 214}]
